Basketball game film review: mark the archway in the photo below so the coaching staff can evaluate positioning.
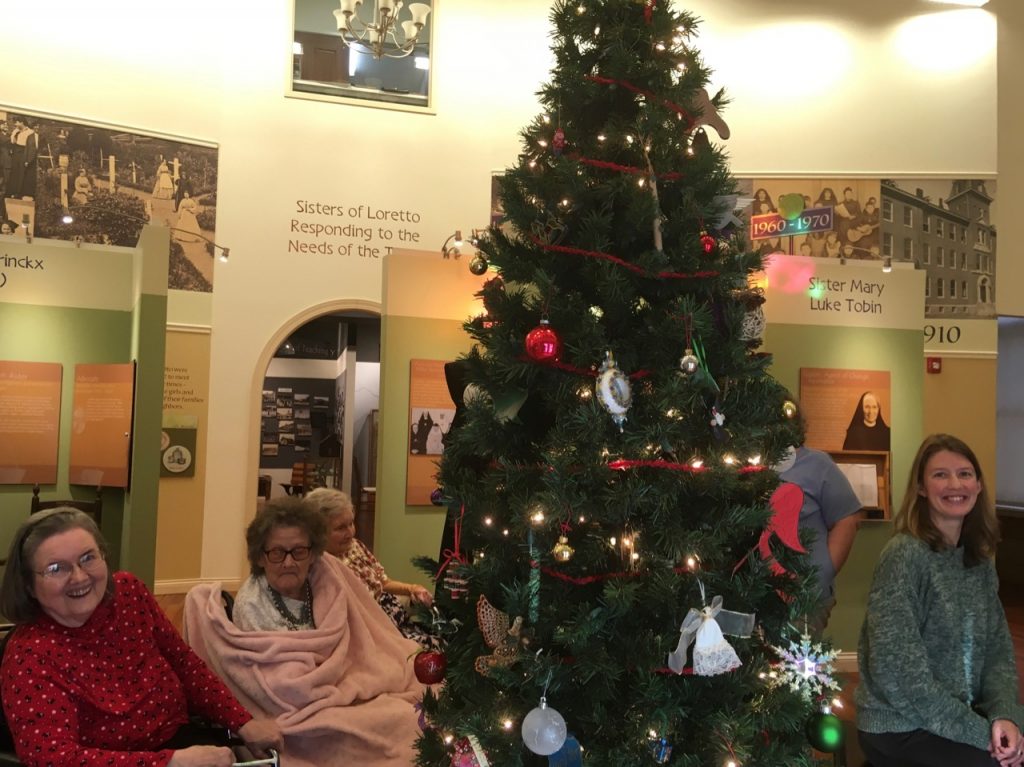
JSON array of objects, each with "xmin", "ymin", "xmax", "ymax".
[{"xmin": 245, "ymin": 300, "xmax": 382, "ymax": 539}]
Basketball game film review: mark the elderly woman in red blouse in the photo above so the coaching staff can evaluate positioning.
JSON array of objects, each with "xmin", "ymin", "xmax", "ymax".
[{"xmin": 0, "ymin": 507, "xmax": 282, "ymax": 767}]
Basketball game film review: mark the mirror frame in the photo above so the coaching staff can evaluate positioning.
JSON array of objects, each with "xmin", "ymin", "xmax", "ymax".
[{"xmin": 287, "ymin": 0, "xmax": 437, "ymax": 115}]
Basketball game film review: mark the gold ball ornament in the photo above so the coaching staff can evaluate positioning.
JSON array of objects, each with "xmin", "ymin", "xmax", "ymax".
[
  {"xmin": 469, "ymin": 254, "xmax": 489, "ymax": 275},
  {"xmin": 783, "ymin": 400, "xmax": 798, "ymax": 419},
  {"xmin": 552, "ymin": 535, "xmax": 575, "ymax": 562}
]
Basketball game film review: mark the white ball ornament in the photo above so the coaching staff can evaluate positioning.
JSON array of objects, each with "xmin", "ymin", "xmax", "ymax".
[
  {"xmin": 521, "ymin": 698, "xmax": 567, "ymax": 756},
  {"xmin": 595, "ymin": 351, "xmax": 631, "ymax": 431},
  {"xmin": 463, "ymin": 383, "xmax": 486, "ymax": 405}
]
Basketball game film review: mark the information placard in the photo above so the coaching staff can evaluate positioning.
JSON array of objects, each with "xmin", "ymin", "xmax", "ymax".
[
  {"xmin": 69, "ymin": 363, "xmax": 135, "ymax": 488},
  {"xmin": 0, "ymin": 361, "xmax": 62, "ymax": 484}
]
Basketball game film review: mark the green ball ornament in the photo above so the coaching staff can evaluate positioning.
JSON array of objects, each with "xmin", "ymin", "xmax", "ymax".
[{"xmin": 806, "ymin": 712, "xmax": 844, "ymax": 753}]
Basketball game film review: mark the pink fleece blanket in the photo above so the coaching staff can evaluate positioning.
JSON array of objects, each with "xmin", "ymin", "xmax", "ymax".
[{"xmin": 184, "ymin": 555, "xmax": 425, "ymax": 766}]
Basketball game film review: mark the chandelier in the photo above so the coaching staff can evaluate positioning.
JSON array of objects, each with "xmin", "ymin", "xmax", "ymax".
[{"xmin": 333, "ymin": 0, "xmax": 431, "ymax": 60}]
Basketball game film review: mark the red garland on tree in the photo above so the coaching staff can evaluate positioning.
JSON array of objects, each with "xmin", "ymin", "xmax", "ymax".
[{"xmin": 524, "ymin": 319, "xmax": 563, "ymax": 362}]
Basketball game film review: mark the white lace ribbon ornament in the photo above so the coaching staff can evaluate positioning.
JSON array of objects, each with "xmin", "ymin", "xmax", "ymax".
[{"xmin": 667, "ymin": 594, "xmax": 755, "ymax": 676}]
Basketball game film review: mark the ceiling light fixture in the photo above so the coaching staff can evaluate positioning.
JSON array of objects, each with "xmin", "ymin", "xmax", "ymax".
[{"xmin": 334, "ymin": 0, "xmax": 431, "ymax": 60}]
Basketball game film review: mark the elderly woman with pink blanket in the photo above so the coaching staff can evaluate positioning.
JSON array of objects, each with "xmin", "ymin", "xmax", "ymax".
[{"xmin": 184, "ymin": 498, "xmax": 426, "ymax": 767}]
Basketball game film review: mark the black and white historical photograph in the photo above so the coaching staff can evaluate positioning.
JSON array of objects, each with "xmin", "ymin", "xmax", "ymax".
[
  {"xmin": 0, "ymin": 105, "xmax": 219, "ymax": 292},
  {"xmin": 737, "ymin": 176, "xmax": 996, "ymax": 319},
  {"xmin": 880, "ymin": 179, "xmax": 996, "ymax": 319}
]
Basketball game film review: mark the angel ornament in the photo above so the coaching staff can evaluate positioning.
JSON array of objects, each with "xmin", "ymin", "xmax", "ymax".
[
  {"xmin": 690, "ymin": 600, "xmax": 742, "ymax": 675},
  {"xmin": 667, "ymin": 587, "xmax": 755, "ymax": 677},
  {"xmin": 474, "ymin": 595, "xmax": 529, "ymax": 675}
]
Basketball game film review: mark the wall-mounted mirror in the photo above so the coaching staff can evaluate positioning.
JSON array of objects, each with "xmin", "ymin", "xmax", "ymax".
[{"xmin": 291, "ymin": 0, "xmax": 433, "ymax": 111}]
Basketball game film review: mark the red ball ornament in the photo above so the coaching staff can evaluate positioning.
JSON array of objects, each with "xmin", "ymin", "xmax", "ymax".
[
  {"xmin": 414, "ymin": 650, "xmax": 448, "ymax": 684},
  {"xmin": 700, "ymin": 230, "xmax": 716, "ymax": 254},
  {"xmin": 525, "ymin": 319, "xmax": 562, "ymax": 362}
]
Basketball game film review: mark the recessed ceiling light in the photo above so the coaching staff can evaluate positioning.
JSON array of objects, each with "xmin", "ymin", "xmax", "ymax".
[{"xmin": 926, "ymin": 0, "xmax": 989, "ymax": 6}]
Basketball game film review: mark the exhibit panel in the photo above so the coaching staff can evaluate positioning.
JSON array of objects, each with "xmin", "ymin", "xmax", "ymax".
[{"xmin": 0, "ymin": 229, "xmax": 168, "ymax": 580}]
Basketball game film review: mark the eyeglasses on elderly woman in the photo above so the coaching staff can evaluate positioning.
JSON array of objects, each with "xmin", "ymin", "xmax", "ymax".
[
  {"xmin": 262, "ymin": 545, "xmax": 312, "ymax": 564},
  {"xmin": 34, "ymin": 549, "xmax": 106, "ymax": 580}
]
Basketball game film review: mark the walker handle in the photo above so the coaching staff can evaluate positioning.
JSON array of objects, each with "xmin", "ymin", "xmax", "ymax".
[{"xmin": 232, "ymin": 749, "xmax": 279, "ymax": 767}]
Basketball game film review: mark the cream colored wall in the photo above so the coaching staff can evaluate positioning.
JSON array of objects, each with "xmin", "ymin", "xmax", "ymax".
[
  {"xmin": 0, "ymin": 0, "xmax": 998, "ymax": 582},
  {"xmin": 923, "ymin": 357, "xmax": 998, "ymax": 488},
  {"xmin": 155, "ymin": 329, "xmax": 212, "ymax": 587},
  {"xmin": 996, "ymin": 0, "xmax": 1024, "ymax": 316}
]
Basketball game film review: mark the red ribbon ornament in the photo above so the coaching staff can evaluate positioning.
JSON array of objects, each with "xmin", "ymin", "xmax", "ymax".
[
  {"xmin": 645, "ymin": 0, "xmax": 655, "ymax": 24},
  {"xmin": 435, "ymin": 504, "xmax": 468, "ymax": 581},
  {"xmin": 758, "ymin": 482, "xmax": 807, "ymax": 575},
  {"xmin": 731, "ymin": 482, "xmax": 807, "ymax": 577}
]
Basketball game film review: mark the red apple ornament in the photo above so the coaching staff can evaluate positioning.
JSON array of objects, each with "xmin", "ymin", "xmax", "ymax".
[{"xmin": 414, "ymin": 650, "xmax": 448, "ymax": 684}]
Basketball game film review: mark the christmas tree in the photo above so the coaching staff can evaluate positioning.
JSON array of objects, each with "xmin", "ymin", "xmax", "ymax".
[{"xmin": 416, "ymin": 2, "xmax": 840, "ymax": 765}]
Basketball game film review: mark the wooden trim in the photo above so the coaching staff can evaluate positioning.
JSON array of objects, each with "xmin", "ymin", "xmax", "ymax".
[{"xmin": 154, "ymin": 577, "xmax": 242, "ymax": 595}]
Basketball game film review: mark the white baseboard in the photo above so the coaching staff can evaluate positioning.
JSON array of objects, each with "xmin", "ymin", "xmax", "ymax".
[
  {"xmin": 836, "ymin": 651, "xmax": 858, "ymax": 674},
  {"xmin": 154, "ymin": 577, "xmax": 242, "ymax": 595}
]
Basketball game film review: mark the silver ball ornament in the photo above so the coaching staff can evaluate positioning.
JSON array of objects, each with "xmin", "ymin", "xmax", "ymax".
[
  {"xmin": 679, "ymin": 348, "xmax": 699, "ymax": 375},
  {"xmin": 521, "ymin": 701, "xmax": 567, "ymax": 756}
]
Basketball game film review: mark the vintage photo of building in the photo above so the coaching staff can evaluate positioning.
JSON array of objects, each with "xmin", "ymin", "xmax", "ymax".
[{"xmin": 880, "ymin": 179, "xmax": 996, "ymax": 318}]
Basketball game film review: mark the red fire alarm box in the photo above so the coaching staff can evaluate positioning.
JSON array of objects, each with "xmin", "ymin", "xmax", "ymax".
[{"xmin": 926, "ymin": 357, "xmax": 942, "ymax": 374}]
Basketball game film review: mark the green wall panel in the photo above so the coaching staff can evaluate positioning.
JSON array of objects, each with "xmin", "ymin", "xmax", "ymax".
[
  {"xmin": 763, "ymin": 323, "xmax": 923, "ymax": 651},
  {"xmin": 376, "ymin": 315, "xmax": 473, "ymax": 587},
  {"xmin": 122, "ymin": 292, "xmax": 168, "ymax": 586},
  {"xmin": 0, "ymin": 303, "xmax": 131, "ymax": 567}
]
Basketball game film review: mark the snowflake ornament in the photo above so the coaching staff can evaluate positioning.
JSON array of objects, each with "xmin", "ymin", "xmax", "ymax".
[{"xmin": 770, "ymin": 633, "xmax": 840, "ymax": 701}]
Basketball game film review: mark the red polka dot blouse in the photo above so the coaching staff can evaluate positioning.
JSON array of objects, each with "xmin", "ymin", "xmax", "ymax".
[{"xmin": 0, "ymin": 572, "xmax": 252, "ymax": 766}]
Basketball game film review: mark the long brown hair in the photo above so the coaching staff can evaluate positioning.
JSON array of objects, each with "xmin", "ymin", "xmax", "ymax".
[{"xmin": 895, "ymin": 434, "xmax": 999, "ymax": 566}]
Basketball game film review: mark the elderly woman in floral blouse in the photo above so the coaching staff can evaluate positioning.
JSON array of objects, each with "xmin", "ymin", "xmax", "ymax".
[{"xmin": 305, "ymin": 488, "xmax": 442, "ymax": 650}]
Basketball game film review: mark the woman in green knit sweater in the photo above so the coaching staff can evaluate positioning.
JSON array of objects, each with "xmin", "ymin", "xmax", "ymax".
[{"xmin": 857, "ymin": 434, "xmax": 1024, "ymax": 767}]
